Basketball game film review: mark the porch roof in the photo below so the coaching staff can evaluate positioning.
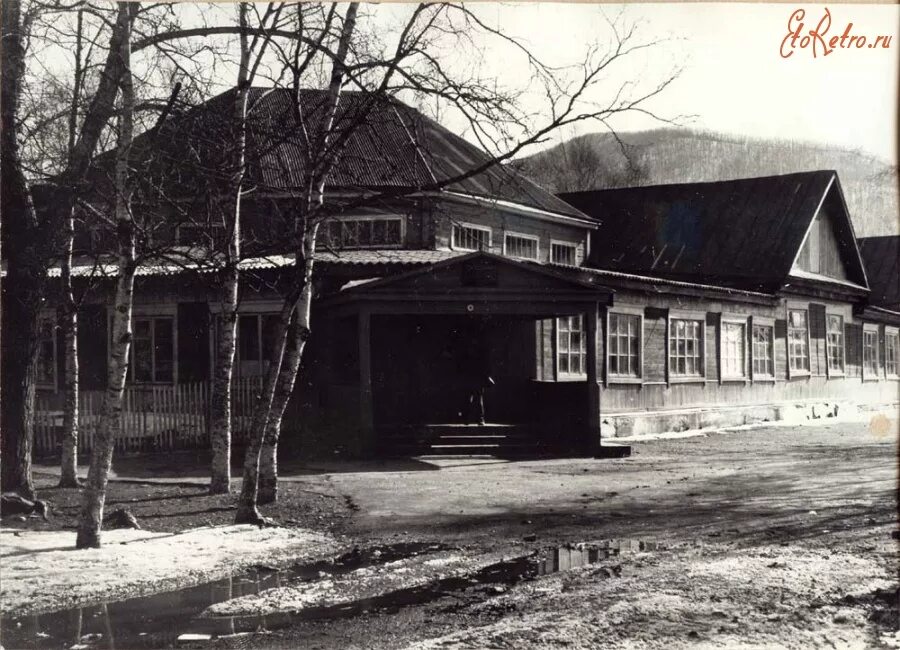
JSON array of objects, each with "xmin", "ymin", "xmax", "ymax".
[{"xmin": 319, "ymin": 252, "xmax": 613, "ymax": 317}]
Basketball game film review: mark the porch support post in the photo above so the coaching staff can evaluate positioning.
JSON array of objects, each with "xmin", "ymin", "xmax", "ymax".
[
  {"xmin": 585, "ymin": 302, "xmax": 601, "ymax": 455},
  {"xmin": 358, "ymin": 307, "xmax": 375, "ymax": 454}
]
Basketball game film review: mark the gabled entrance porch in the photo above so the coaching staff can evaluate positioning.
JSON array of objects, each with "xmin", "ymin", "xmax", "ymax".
[{"xmin": 316, "ymin": 253, "xmax": 613, "ymax": 457}]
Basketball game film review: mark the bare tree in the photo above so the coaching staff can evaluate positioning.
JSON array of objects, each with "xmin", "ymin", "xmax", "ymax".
[
  {"xmin": 58, "ymin": 8, "xmax": 86, "ymax": 488},
  {"xmin": 76, "ymin": 0, "xmax": 139, "ymax": 549},
  {"xmin": 1, "ymin": 0, "xmax": 43, "ymax": 497},
  {"xmin": 209, "ymin": 2, "xmax": 285, "ymax": 495}
]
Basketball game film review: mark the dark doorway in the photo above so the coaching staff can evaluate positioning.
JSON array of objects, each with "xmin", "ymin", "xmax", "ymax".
[{"xmin": 371, "ymin": 314, "xmax": 534, "ymax": 428}]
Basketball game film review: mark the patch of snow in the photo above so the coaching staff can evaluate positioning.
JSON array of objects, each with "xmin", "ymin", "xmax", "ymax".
[{"xmin": 1, "ymin": 525, "xmax": 339, "ymax": 617}]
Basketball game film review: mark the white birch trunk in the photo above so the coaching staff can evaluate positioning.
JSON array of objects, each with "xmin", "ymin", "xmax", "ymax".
[
  {"xmin": 258, "ymin": 248, "xmax": 316, "ymax": 504},
  {"xmin": 235, "ymin": 2, "xmax": 359, "ymax": 523},
  {"xmin": 209, "ymin": 3, "xmax": 251, "ymax": 495},
  {"xmin": 58, "ymin": 298, "xmax": 79, "ymax": 487},
  {"xmin": 75, "ymin": 2, "xmax": 136, "ymax": 549},
  {"xmin": 59, "ymin": 10, "xmax": 84, "ymax": 489}
]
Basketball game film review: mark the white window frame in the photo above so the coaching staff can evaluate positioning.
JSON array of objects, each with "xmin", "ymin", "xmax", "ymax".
[
  {"xmin": 720, "ymin": 315, "xmax": 749, "ymax": 382},
  {"xmin": 326, "ymin": 214, "xmax": 406, "ymax": 250},
  {"xmin": 667, "ymin": 310, "xmax": 707, "ymax": 383},
  {"xmin": 862, "ymin": 324, "xmax": 881, "ymax": 381},
  {"xmin": 236, "ymin": 313, "xmax": 282, "ymax": 380},
  {"xmin": 750, "ymin": 316, "xmax": 776, "ymax": 382},
  {"xmin": 786, "ymin": 306, "xmax": 811, "ymax": 378},
  {"xmin": 503, "ymin": 230, "xmax": 540, "ymax": 261},
  {"xmin": 885, "ymin": 327, "xmax": 899, "ymax": 379},
  {"xmin": 556, "ymin": 315, "xmax": 587, "ymax": 380},
  {"xmin": 825, "ymin": 312, "xmax": 846, "ymax": 378},
  {"xmin": 451, "ymin": 221, "xmax": 492, "ymax": 252},
  {"xmin": 36, "ymin": 312, "xmax": 58, "ymax": 391},
  {"xmin": 130, "ymin": 315, "xmax": 177, "ymax": 385},
  {"xmin": 550, "ymin": 240, "xmax": 578, "ymax": 267},
  {"xmin": 209, "ymin": 301, "xmax": 282, "ymax": 382},
  {"xmin": 605, "ymin": 306, "xmax": 643, "ymax": 384},
  {"xmin": 110, "ymin": 304, "xmax": 178, "ymax": 386}
]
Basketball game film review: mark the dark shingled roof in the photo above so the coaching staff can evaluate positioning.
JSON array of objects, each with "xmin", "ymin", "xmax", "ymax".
[
  {"xmin": 560, "ymin": 171, "xmax": 866, "ymax": 293},
  {"xmin": 90, "ymin": 87, "xmax": 584, "ymax": 220},
  {"xmin": 858, "ymin": 236, "xmax": 900, "ymax": 310}
]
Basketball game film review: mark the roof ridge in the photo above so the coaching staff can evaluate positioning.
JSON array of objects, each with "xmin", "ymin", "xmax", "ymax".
[{"xmin": 560, "ymin": 170, "xmax": 836, "ymax": 197}]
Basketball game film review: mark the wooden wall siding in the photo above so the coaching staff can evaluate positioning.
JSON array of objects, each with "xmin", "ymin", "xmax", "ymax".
[
  {"xmin": 845, "ymin": 323, "xmax": 862, "ymax": 378},
  {"xmin": 793, "ymin": 207, "xmax": 851, "ymax": 281},
  {"xmin": 431, "ymin": 199, "xmax": 588, "ymax": 264},
  {"xmin": 705, "ymin": 313, "xmax": 719, "ymax": 380},
  {"xmin": 78, "ymin": 304, "xmax": 108, "ymax": 390},
  {"xmin": 535, "ymin": 319, "xmax": 555, "ymax": 381},
  {"xmin": 809, "ymin": 304, "xmax": 827, "ymax": 376},
  {"xmin": 178, "ymin": 302, "xmax": 210, "ymax": 383},
  {"xmin": 593, "ymin": 288, "xmax": 897, "ymax": 415},
  {"xmin": 774, "ymin": 319, "xmax": 788, "ymax": 378},
  {"xmin": 600, "ymin": 375, "xmax": 898, "ymax": 413},
  {"xmin": 643, "ymin": 310, "xmax": 667, "ymax": 382}
]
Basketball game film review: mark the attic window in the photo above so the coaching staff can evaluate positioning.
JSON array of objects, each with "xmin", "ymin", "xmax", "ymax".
[
  {"xmin": 504, "ymin": 232, "xmax": 539, "ymax": 260},
  {"xmin": 452, "ymin": 223, "xmax": 491, "ymax": 252},
  {"xmin": 551, "ymin": 241, "xmax": 577, "ymax": 266},
  {"xmin": 325, "ymin": 216, "xmax": 404, "ymax": 249}
]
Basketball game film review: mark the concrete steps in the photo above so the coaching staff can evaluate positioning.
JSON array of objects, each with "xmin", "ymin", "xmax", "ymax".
[{"xmin": 382, "ymin": 424, "xmax": 550, "ymax": 457}]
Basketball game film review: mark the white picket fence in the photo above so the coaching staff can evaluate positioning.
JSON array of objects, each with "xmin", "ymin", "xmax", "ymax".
[{"xmin": 34, "ymin": 378, "xmax": 263, "ymax": 456}]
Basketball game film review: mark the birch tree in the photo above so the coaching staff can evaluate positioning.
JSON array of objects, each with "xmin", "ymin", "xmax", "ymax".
[
  {"xmin": 76, "ymin": 1, "xmax": 139, "ymax": 550},
  {"xmin": 58, "ymin": 9, "xmax": 86, "ymax": 488},
  {"xmin": 209, "ymin": 2, "xmax": 286, "ymax": 494}
]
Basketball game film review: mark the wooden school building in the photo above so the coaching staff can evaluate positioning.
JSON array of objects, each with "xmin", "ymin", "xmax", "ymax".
[{"xmin": 26, "ymin": 88, "xmax": 900, "ymax": 456}]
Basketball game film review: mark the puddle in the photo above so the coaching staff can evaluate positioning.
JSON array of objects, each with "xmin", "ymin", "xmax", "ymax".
[
  {"xmin": 1, "ymin": 539, "xmax": 658, "ymax": 648},
  {"xmin": 0, "ymin": 542, "xmax": 449, "ymax": 649}
]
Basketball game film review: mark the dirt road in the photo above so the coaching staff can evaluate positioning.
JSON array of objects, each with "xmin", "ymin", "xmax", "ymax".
[{"xmin": 211, "ymin": 418, "xmax": 899, "ymax": 648}]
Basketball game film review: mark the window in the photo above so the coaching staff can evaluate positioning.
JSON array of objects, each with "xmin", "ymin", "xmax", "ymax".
[
  {"xmin": 787, "ymin": 309, "xmax": 810, "ymax": 374},
  {"xmin": 557, "ymin": 315, "xmax": 586, "ymax": 377},
  {"xmin": 863, "ymin": 328, "xmax": 880, "ymax": 378},
  {"xmin": 551, "ymin": 242, "xmax": 577, "ymax": 266},
  {"xmin": 504, "ymin": 232, "xmax": 538, "ymax": 260},
  {"xmin": 237, "ymin": 314, "xmax": 280, "ymax": 378},
  {"xmin": 721, "ymin": 321, "xmax": 747, "ymax": 379},
  {"xmin": 36, "ymin": 318, "xmax": 57, "ymax": 388},
  {"xmin": 607, "ymin": 313, "xmax": 641, "ymax": 379},
  {"xmin": 669, "ymin": 318, "xmax": 703, "ymax": 377},
  {"xmin": 885, "ymin": 330, "xmax": 899, "ymax": 377},
  {"xmin": 452, "ymin": 223, "xmax": 491, "ymax": 251},
  {"xmin": 131, "ymin": 317, "xmax": 174, "ymax": 383},
  {"xmin": 826, "ymin": 314, "xmax": 845, "ymax": 375},
  {"xmin": 752, "ymin": 324, "xmax": 774, "ymax": 378},
  {"xmin": 178, "ymin": 223, "xmax": 226, "ymax": 247},
  {"xmin": 325, "ymin": 216, "xmax": 403, "ymax": 249}
]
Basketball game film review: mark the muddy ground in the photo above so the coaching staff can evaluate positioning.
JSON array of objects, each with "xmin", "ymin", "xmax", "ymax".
[
  {"xmin": 7, "ymin": 418, "xmax": 899, "ymax": 648},
  {"xmin": 206, "ymin": 419, "xmax": 899, "ymax": 648}
]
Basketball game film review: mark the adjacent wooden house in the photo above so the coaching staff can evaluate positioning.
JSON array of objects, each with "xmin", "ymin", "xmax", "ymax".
[{"xmin": 26, "ymin": 88, "xmax": 899, "ymax": 456}]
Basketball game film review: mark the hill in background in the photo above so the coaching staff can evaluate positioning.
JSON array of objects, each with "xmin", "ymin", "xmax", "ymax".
[{"xmin": 514, "ymin": 129, "xmax": 898, "ymax": 237}]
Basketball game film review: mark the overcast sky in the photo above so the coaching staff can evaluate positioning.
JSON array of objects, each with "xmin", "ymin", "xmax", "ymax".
[
  {"xmin": 460, "ymin": 2, "xmax": 898, "ymax": 164},
  {"xmin": 32, "ymin": 2, "xmax": 898, "ymax": 165}
]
